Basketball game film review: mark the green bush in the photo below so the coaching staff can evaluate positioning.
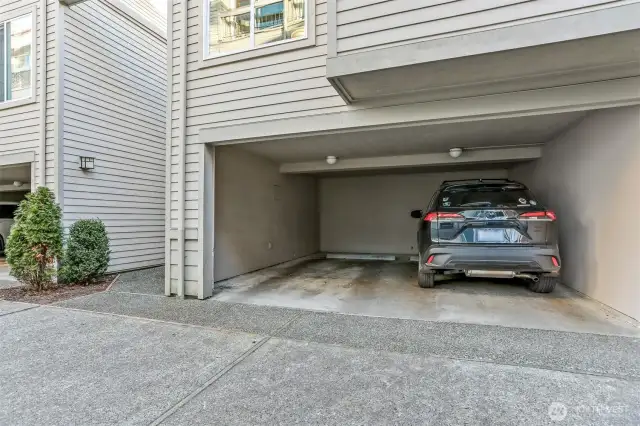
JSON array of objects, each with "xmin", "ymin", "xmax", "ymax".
[
  {"xmin": 60, "ymin": 219, "xmax": 110, "ymax": 284},
  {"xmin": 6, "ymin": 187, "xmax": 63, "ymax": 291}
]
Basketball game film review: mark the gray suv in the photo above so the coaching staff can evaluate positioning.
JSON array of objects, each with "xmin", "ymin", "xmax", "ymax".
[{"xmin": 411, "ymin": 179, "xmax": 561, "ymax": 293}]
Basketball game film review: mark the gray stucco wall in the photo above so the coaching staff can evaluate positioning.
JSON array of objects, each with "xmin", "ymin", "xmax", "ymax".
[
  {"xmin": 319, "ymin": 169, "xmax": 508, "ymax": 255},
  {"xmin": 214, "ymin": 147, "xmax": 319, "ymax": 281},
  {"xmin": 510, "ymin": 106, "xmax": 640, "ymax": 321}
]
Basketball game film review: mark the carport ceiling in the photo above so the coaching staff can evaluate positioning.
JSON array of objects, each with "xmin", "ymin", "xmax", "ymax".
[
  {"xmin": 238, "ymin": 112, "xmax": 586, "ymax": 163},
  {"xmin": 0, "ymin": 164, "xmax": 31, "ymax": 186}
]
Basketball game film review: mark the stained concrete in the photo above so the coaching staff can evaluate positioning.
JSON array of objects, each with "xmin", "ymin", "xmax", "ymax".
[
  {"xmin": 163, "ymin": 338, "xmax": 640, "ymax": 426},
  {"xmin": 0, "ymin": 305, "xmax": 259, "ymax": 426},
  {"xmin": 213, "ymin": 258, "xmax": 640, "ymax": 337}
]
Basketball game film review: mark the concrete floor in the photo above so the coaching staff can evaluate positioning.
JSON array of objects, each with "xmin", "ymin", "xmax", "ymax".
[{"xmin": 214, "ymin": 258, "xmax": 639, "ymax": 337}]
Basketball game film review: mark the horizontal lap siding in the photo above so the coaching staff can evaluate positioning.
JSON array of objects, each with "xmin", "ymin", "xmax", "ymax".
[
  {"xmin": 0, "ymin": 0, "xmax": 50, "ymax": 188},
  {"xmin": 335, "ymin": 0, "xmax": 628, "ymax": 55},
  {"xmin": 170, "ymin": 0, "xmax": 347, "ymax": 293},
  {"xmin": 63, "ymin": 0, "xmax": 166, "ymax": 272},
  {"xmin": 119, "ymin": 0, "xmax": 166, "ymax": 34}
]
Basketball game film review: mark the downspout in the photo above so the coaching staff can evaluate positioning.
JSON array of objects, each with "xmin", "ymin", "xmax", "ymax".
[
  {"xmin": 164, "ymin": 0, "xmax": 174, "ymax": 296},
  {"xmin": 38, "ymin": 0, "xmax": 47, "ymax": 188},
  {"xmin": 177, "ymin": 0, "xmax": 188, "ymax": 298}
]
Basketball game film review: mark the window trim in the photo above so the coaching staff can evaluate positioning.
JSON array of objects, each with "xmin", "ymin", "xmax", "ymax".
[
  {"xmin": 0, "ymin": 6, "xmax": 36, "ymax": 111},
  {"xmin": 199, "ymin": 0, "xmax": 315, "ymax": 68}
]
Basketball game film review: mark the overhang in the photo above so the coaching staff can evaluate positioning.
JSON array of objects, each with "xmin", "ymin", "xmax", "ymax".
[{"xmin": 325, "ymin": 4, "xmax": 640, "ymax": 103}]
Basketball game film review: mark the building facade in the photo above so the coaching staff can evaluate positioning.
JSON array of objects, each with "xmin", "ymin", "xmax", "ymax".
[{"xmin": 0, "ymin": 0, "xmax": 167, "ymax": 271}]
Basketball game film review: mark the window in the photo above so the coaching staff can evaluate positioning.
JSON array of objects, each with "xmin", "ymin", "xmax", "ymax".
[
  {"xmin": 0, "ymin": 13, "xmax": 33, "ymax": 103},
  {"xmin": 439, "ymin": 184, "xmax": 537, "ymax": 208},
  {"xmin": 206, "ymin": 0, "xmax": 306, "ymax": 57}
]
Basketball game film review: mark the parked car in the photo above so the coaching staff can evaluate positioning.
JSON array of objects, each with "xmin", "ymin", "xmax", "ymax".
[
  {"xmin": 411, "ymin": 179, "xmax": 561, "ymax": 293},
  {"xmin": 0, "ymin": 202, "xmax": 19, "ymax": 256}
]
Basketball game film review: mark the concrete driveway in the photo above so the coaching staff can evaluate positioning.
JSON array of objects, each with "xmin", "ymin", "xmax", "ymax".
[{"xmin": 0, "ymin": 269, "xmax": 638, "ymax": 425}]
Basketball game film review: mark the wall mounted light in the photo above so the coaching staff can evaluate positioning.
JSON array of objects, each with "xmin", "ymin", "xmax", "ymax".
[
  {"xmin": 326, "ymin": 156, "xmax": 338, "ymax": 165},
  {"xmin": 13, "ymin": 181, "xmax": 23, "ymax": 187},
  {"xmin": 79, "ymin": 156, "xmax": 95, "ymax": 170}
]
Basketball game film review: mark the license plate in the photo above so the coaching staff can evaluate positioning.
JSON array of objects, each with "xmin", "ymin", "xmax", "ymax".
[{"xmin": 477, "ymin": 229, "xmax": 504, "ymax": 242}]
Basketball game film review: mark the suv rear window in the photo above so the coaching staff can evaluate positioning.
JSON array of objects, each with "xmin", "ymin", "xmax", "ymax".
[
  {"xmin": 439, "ymin": 184, "xmax": 538, "ymax": 208},
  {"xmin": 0, "ymin": 205, "xmax": 18, "ymax": 219}
]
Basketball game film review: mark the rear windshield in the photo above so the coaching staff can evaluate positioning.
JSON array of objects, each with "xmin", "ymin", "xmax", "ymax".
[
  {"xmin": 0, "ymin": 205, "xmax": 18, "ymax": 219},
  {"xmin": 439, "ymin": 185, "xmax": 538, "ymax": 208}
]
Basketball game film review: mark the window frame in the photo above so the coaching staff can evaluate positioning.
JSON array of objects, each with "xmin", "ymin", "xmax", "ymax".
[
  {"xmin": 199, "ymin": 0, "xmax": 315, "ymax": 68},
  {"xmin": 0, "ymin": 6, "xmax": 36, "ymax": 111}
]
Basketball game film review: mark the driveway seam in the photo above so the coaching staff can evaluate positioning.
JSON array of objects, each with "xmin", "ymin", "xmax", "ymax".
[
  {"xmin": 0, "ymin": 305, "xmax": 39, "ymax": 318},
  {"xmin": 45, "ymin": 305, "xmax": 264, "ymax": 337},
  {"xmin": 270, "ymin": 334, "xmax": 640, "ymax": 382},
  {"xmin": 148, "ymin": 336, "xmax": 273, "ymax": 426},
  {"xmin": 148, "ymin": 311, "xmax": 305, "ymax": 425}
]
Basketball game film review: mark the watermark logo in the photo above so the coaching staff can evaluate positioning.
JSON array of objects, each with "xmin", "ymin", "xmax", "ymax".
[{"xmin": 548, "ymin": 402, "xmax": 568, "ymax": 422}]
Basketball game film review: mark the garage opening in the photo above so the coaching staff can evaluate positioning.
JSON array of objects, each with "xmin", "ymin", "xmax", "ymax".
[
  {"xmin": 0, "ymin": 162, "xmax": 32, "ymax": 286},
  {"xmin": 211, "ymin": 107, "xmax": 640, "ymax": 330}
]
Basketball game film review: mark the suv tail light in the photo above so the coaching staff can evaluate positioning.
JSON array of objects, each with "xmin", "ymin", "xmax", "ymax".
[
  {"xmin": 424, "ymin": 212, "xmax": 465, "ymax": 221},
  {"xmin": 519, "ymin": 211, "xmax": 557, "ymax": 221}
]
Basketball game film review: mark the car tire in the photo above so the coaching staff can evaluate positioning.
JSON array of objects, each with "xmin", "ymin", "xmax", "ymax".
[
  {"xmin": 418, "ymin": 272, "xmax": 435, "ymax": 288},
  {"xmin": 528, "ymin": 275, "xmax": 557, "ymax": 293}
]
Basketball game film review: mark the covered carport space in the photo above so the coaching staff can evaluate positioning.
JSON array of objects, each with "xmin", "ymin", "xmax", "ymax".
[
  {"xmin": 0, "ymin": 153, "xmax": 34, "ymax": 286},
  {"xmin": 200, "ymin": 99, "xmax": 640, "ymax": 332}
]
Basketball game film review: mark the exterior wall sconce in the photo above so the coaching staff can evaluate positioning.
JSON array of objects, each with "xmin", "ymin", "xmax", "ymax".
[{"xmin": 79, "ymin": 156, "xmax": 95, "ymax": 170}]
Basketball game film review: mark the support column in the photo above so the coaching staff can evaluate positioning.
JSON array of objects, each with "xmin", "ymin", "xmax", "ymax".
[{"xmin": 197, "ymin": 144, "xmax": 215, "ymax": 299}]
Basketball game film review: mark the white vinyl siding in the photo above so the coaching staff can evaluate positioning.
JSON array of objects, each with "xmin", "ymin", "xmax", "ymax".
[
  {"xmin": 63, "ymin": 0, "xmax": 166, "ymax": 272},
  {"xmin": 168, "ymin": 0, "xmax": 347, "ymax": 293},
  {"xmin": 335, "ymin": 0, "xmax": 632, "ymax": 55}
]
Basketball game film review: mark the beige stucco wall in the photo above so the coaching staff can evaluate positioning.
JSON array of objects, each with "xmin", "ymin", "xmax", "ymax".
[
  {"xmin": 319, "ymin": 169, "xmax": 508, "ymax": 255},
  {"xmin": 214, "ymin": 147, "xmax": 319, "ymax": 281},
  {"xmin": 510, "ymin": 106, "xmax": 640, "ymax": 320}
]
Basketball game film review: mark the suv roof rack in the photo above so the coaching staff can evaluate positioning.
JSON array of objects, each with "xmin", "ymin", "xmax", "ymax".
[{"xmin": 439, "ymin": 178, "xmax": 519, "ymax": 188}]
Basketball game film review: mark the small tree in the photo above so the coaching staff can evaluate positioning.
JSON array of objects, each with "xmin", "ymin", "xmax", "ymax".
[
  {"xmin": 60, "ymin": 219, "xmax": 110, "ymax": 285},
  {"xmin": 6, "ymin": 187, "xmax": 63, "ymax": 291}
]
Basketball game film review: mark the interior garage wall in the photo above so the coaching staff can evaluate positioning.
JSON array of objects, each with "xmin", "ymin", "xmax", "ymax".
[
  {"xmin": 215, "ymin": 147, "xmax": 319, "ymax": 281},
  {"xmin": 0, "ymin": 191, "xmax": 30, "ymax": 202},
  {"xmin": 320, "ymin": 169, "xmax": 508, "ymax": 255},
  {"xmin": 509, "ymin": 106, "xmax": 640, "ymax": 320}
]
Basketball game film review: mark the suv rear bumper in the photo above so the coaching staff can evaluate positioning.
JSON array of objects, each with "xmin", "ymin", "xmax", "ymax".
[{"xmin": 421, "ymin": 244, "xmax": 561, "ymax": 275}]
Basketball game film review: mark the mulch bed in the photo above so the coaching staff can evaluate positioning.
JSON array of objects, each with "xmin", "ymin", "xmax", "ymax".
[{"xmin": 0, "ymin": 275, "xmax": 117, "ymax": 305}]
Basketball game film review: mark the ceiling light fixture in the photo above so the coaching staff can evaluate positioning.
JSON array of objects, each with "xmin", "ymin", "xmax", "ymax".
[
  {"xmin": 449, "ymin": 148, "xmax": 463, "ymax": 158},
  {"xmin": 13, "ymin": 181, "xmax": 23, "ymax": 187},
  {"xmin": 326, "ymin": 156, "xmax": 338, "ymax": 165}
]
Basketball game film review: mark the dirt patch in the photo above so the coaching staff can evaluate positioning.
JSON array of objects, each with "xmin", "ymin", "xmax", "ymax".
[{"xmin": 0, "ymin": 275, "xmax": 116, "ymax": 305}]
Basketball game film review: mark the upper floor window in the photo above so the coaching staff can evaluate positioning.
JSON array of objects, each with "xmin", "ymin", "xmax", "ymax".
[
  {"xmin": 0, "ymin": 13, "xmax": 33, "ymax": 103},
  {"xmin": 206, "ymin": 0, "xmax": 307, "ymax": 57}
]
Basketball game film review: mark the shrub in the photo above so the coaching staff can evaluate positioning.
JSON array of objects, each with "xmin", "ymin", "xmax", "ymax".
[
  {"xmin": 60, "ymin": 219, "xmax": 110, "ymax": 284},
  {"xmin": 6, "ymin": 187, "xmax": 63, "ymax": 291}
]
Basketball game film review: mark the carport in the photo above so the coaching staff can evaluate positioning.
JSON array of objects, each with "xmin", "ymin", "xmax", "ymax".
[
  {"xmin": 199, "ymin": 105, "xmax": 640, "ymax": 325},
  {"xmin": 0, "ymin": 156, "xmax": 33, "ymax": 286}
]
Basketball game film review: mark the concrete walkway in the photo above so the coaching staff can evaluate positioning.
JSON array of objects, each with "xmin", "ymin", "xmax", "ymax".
[{"xmin": 0, "ymin": 271, "xmax": 638, "ymax": 424}]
